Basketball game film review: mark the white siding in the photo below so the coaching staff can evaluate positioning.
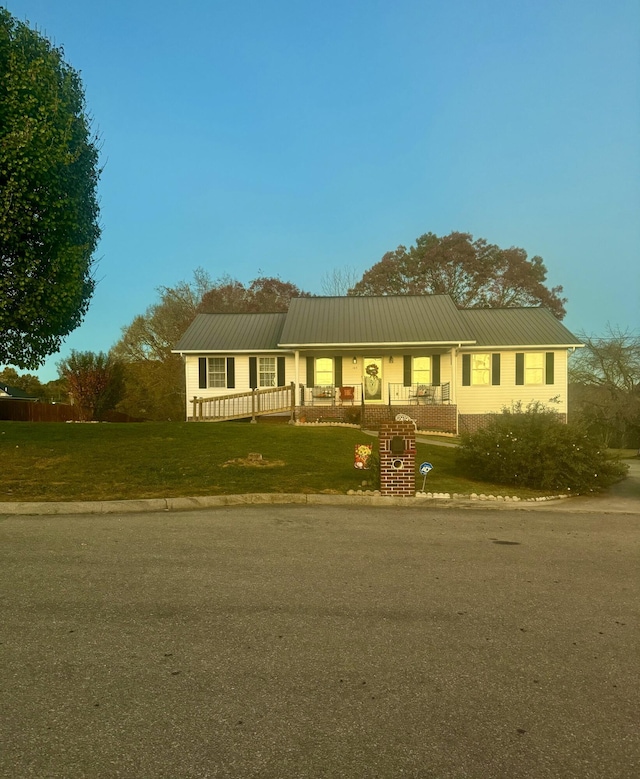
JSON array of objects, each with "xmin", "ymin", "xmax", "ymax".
[
  {"xmin": 456, "ymin": 350, "xmax": 568, "ymax": 415},
  {"xmin": 183, "ymin": 354, "xmax": 296, "ymax": 418}
]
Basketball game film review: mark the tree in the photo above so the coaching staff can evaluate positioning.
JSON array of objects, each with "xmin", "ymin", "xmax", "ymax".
[
  {"xmin": 197, "ymin": 275, "xmax": 311, "ymax": 314},
  {"xmin": 112, "ymin": 269, "xmax": 213, "ymax": 421},
  {"xmin": 57, "ymin": 351, "xmax": 123, "ymax": 421},
  {"xmin": 569, "ymin": 327, "xmax": 640, "ymax": 448},
  {"xmin": 0, "ymin": 366, "xmax": 45, "ymax": 398},
  {"xmin": 348, "ymin": 232, "xmax": 567, "ymax": 319},
  {"xmin": 320, "ymin": 266, "xmax": 360, "ymax": 296},
  {"xmin": 0, "ymin": 10, "xmax": 101, "ymax": 369}
]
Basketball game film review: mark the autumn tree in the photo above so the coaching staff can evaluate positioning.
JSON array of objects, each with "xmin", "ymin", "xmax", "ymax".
[
  {"xmin": 198, "ymin": 275, "xmax": 311, "ymax": 314},
  {"xmin": 569, "ymin": 327, "xmax": 640, "ymax": 448},
  {"xmin": 57, "ymin": 351, "xmax": 124, "ymax": 421},
  {"xmin": 349, "ymin": 232, "xmax": 567, "ymax": 319},
  {"xmin": 112, "ymin": 269, "xmax": 212, "ymax": 421},
  {"xmin": 0, "ymin": 10, "xmax": 101, "ymax": 368}
]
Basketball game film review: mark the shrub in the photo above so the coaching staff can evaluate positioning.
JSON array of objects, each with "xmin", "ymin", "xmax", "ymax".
[
  {"xmin": 456, "ymin": 402, "xmax": 628, "ymax": 494},
  {"xmin": 344, "ymin": 406, "xmax": 362, "ymax": 426}
]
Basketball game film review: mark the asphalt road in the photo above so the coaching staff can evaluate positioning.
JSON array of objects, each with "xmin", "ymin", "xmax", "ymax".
[{"xmin": 1, "ymin": 505, "xmax": 639, "ymax": 779}]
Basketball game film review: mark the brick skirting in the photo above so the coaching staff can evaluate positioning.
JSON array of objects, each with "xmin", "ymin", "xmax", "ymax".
[
  {"xmin": 296, "ymin": 404, "xmax": 458, "ymax": 433},
  {"xmin": 458, "ymin": 412, "xmax": 568, "ymax": 435}
]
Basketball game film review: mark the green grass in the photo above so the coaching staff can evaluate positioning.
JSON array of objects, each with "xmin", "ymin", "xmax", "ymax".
[{"xmin": 1, "ymin": 421, "xmax": 550, "ymax": 502}]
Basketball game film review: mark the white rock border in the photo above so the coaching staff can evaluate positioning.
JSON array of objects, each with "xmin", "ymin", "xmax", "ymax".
[{"xmin": 412, "ymin": 492, "xmax": 569, "ymax": 502}]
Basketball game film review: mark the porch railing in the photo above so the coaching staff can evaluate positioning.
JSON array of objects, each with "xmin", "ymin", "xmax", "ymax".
[
  {"xmin": 300, "ymin": 384, "xmax": 363, "ymax": 406},
  {"xmin": 299, "ymin": 382, "xmax": 450, "ymax": 406},
  {"xmin": 387, "ymin": 382, "xmax": 450, "ymax": 404}
]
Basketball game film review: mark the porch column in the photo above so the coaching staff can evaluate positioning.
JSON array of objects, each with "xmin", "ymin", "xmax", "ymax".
[
  {"xmin": 294, "ymin": 350, "xmax": 300, "ymax": 402},
  {"xmin": 450, "ymin": 346, "xmax": 457, "ymax": 405},
  {"xmin": 451, "ymin": 346, "xmax": 459, "ymax": 435}
]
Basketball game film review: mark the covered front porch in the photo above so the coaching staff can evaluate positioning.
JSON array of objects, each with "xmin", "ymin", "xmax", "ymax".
[{"xmin": 299, "ymin": 381, "xmax": 451, "ymax": 406}]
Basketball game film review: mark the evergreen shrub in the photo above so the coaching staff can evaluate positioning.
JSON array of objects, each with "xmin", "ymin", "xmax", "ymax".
[{"xmin": 457, "ymin": 402, "xmax": 627, "ymax": 494}]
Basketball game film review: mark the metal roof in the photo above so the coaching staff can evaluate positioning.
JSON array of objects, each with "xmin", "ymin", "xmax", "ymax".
[
  {"xmin": 174, "ymin": 312, "xmax": 288, "ymax": 352},
  {"xmin": 0, "ymin": 384, "xmax": 37, "ymax": 400},
  {"xmin": 458, "ymin": 307, "xmax": 583, "ymax": 347},
  {"xmin": 278, "ymin": 296, "xmax": 476, "ymax": 346},
  {"xmin": 173, "ymin": 298, "xmax": 583, "ymax": 352}
]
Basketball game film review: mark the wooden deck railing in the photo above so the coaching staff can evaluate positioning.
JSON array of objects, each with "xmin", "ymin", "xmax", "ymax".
[{"xmin": 191, "ymin": 383, "xmax": 296, "ymax": 422}]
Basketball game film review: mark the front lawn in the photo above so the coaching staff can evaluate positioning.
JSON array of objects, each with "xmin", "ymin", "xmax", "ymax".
[{"xmin": 2, "ymin": 421, "xmax": 549, "ymax": 502}]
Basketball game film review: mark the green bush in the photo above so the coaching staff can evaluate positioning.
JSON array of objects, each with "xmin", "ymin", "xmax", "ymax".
[{"xmin": 457, "ymin": 402, "xmax": 628, "ymax": 494}]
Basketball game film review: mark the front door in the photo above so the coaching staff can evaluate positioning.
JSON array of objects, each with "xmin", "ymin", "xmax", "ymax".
[{"xmin": 363, "ymin": 357, "xmax": 383, "ymax": 401}]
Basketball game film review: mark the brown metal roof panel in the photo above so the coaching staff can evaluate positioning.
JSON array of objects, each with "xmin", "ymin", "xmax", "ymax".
[
  {"xmin": 279, "ymin": 296, "xmax": 475, "ymax": 345},
  {"xmin": 174, "ymin": 313, "xmax": 287, "ymax": 351},
  {"xmin": 458, "ymin": 308, "xmax": 582, "ymax": 346}
]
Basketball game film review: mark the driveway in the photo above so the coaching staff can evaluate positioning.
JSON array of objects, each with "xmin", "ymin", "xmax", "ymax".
[
  {"xmin": 532, "ymin": 457, "xmax": 640, "ymax": 514},
  {"xmin": 1, "ymin": 505, "xmax": 639, "ymax": 778}
]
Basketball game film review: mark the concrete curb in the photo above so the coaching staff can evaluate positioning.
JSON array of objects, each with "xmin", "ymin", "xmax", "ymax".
[{"xmin": 1, "ymin": 491, "xmax": 638, "ymax": 516}]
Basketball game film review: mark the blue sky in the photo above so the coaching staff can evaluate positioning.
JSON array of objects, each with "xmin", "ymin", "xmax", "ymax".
[{"xmin": 4, "ymin": 0, "xmax": 640, "ymax": 382}]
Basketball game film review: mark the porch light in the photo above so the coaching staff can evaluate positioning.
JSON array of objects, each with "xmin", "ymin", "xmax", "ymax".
[
  {"xmin": 389, "ymin": 356, "xmax": 394, "ymax": 364},
  {"xmin": 352, "ymin": 357, "xmax": 357, "ymax": 365}
]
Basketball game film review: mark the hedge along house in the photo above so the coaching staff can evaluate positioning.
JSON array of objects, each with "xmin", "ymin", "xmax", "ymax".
[{"xmin": 172, "ymin": 295, "xmax": 583, "ymax": 433}]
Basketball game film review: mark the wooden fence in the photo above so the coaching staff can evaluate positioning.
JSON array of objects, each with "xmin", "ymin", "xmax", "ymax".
[{"xmin": 0, "ymin": 400, "xmax": 144, "ymax": 423}]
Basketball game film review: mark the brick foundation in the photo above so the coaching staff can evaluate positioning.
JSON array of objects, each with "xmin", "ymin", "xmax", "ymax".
[
  {"xmin": 458, "ymin": 412, "xmax": 567, "ymax": 435},
  {"xmin": 378, "ymin": 421, "xmax": 416, "ymax": 497},
  {"xmin": 295, "ymin": 404, "xmax": 457, "ymax": 433}
]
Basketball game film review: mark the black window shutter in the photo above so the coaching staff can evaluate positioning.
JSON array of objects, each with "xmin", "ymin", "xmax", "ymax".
[
  {"xmin": 432, "ymin": 355, "xmax": 441, "ymax": 386},
  {"xmin": 198, "ymin": 357, "xmax": 207, "ymax": 389},
  {"xmin": 462, "ymin": 354, "xmax": 471, "ymax": 386},
  {"xmin": 403, "ymin": 356, "xmax": 412, "ymax": 387},
  {"xmin": 545, "ymin": 352, "xmax": 554, "ymax": 385},
  {"xmin": 492, "ymin": 353, "xmax": 501, "ymax": 385},
  {"xmin": 226, "ymin": 357, "xmax": 235, "ymax": 389},
  {"xmin": 277, "ymin": 356, "xmax": 286, "ymax": 387},
  {"xmin": 306, "ymin": 356, "xmax": 315, "ymax": 387},
  {"xmin": 249, "ymin": 357, "xmax": 258, "ymax": 389},
  {"xmin": 334, "ymin": 356, "xmax": 342, "ymax": 388},
  {"xmin": 515, "ymin": 353, "xmax": 524, "ymax": 385}
]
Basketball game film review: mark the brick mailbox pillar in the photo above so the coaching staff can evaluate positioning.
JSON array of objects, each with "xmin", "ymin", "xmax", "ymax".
[{"xmin": 379, "ymin": 421, "xmax": 416, "ymax": 497}]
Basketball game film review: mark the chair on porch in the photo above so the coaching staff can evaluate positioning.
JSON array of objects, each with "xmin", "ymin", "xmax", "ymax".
[
  {"xmin": 410, "ymin": 385, "xmax": 435, "ymax": 404},
  {"xmin": 339, "ymin": 386, "xmax": 355, "ymax": 403}
]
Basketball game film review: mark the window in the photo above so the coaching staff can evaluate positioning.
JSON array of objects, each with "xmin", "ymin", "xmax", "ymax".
[
  {"xmin": 413, "ymin": 357, "xmax": 431, "ymax": 386},
  {"xmin": 208, "ymin": 358, "xmax": 226, "ymax": 388},
  {"xmin": 471, "ymin": 353, "xmax": 490, "ymax": 385},
  {"xmin": 462, "ymin": 353, "xmax": 501, "ymax": 386},
  {"xmin": 199, "ymin": 357, "xmax": 234, "ymax": 389},
  {"xmin": 525, "ymin": 353, "xmax": 544, "ymax": 385},
  {"xmin": 515, "ymin": 352, "xmax": 554, "ymax": 385},
  {"xmin": 259, "ymin": 357, "xmax": 276, "ymax": 387},
  {"xmin": 315, "ymin": 357, "xmax": 333, "ymax": 386}
]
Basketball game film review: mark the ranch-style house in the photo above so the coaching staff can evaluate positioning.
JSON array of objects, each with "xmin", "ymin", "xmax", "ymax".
[{"xmin": 173, "ymin": 295, "xmax": 583, "ymax": 434}]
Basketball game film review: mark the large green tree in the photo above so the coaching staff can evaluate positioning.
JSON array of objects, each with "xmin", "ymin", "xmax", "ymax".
[
  {"xmin": 349, "ymin": 232, "xmax": 567, "ymax": 319},
  {"xmin": 0, "ymin": 10, "xmax": 101, "ymax": 368}
]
